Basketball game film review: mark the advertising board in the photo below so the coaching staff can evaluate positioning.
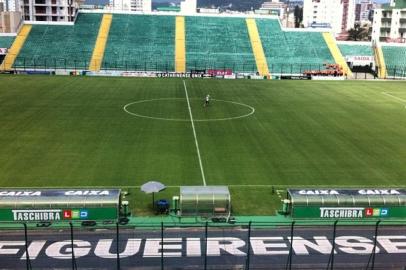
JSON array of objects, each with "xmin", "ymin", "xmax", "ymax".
[
  {"xmin": 0, "ymin": 189, "xmax": 121, "ymax": 222},
  {"xmin": 0, "ymin": 208, "xmax": 118, "ymax": 222},
  {"xmin": 292, "ymin": 206, "xmax": 406, "ymax": 219},
  {"xmin": 207, "ymin": 69, "xmax": 232, "ymax": 76}
]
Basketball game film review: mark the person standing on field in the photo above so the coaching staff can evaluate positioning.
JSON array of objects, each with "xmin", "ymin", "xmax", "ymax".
[{"xmin": 204, "ymin": 94, "xmax": 210, "ymax": 107}]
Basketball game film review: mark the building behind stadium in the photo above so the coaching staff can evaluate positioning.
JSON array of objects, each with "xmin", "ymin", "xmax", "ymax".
[{"xmin": 372, "ymin": 0, "xmax": 406, "ymax": 42}]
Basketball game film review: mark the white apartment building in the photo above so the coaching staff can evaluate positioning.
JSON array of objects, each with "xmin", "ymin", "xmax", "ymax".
[
  {"xmin": 303, "ymin": 0, "xmax": 356, "ymax": 35},
  {"xmin": 22, "ymin": 0, "xmax": 83, "ymax": 21},
  {"xmin": 258, "ymin": 0, "xmax": 287, "ymax": 18},
  {"xmin": 372, "ymin": 0, "xmax": 406, "ymax": 42},
  {"xmin": 355, "ymin": 0, "xmax": 373, "ymax": 23},
  {"xmin": 0, "ymin": 11, "xmax": 22, "ymax": 32},
  {"xmin": 0, "ymin": 0, "xmax": 20, "ymax": 12},
  {"xmin": 108, "ymin": 0, "xmax": 151, "ymax": 12},
  {"xmin": 180, "ymin": 0, "xmax": 196, "ymax": 15}
]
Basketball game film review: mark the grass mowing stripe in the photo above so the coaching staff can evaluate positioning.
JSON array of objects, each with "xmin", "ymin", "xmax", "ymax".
[
  {"xmin": 1, "ymin": 77, "xmax": 406, "ymax": 215},
  {"xmin": 183, "ymin": 80, "xmax": 206, "ymax": 186}
]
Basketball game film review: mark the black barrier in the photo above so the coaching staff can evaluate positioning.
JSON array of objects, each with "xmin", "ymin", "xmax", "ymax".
[
  {"xmin": 326, "ymin": 220, "xmax": 338, "ymax": 270},
  {"xmin": 366, "ymin": 220, "xmax": 381, "ymax": 270},
  {"xmin": 69, "ymin": 222, "xmax": 77, "ymax": 270},
  {"xmin": 2, "ymin": 57, "xmax": 406, "ymax": 80},
  {"xmin": 1, "ymin": 220, "xmax": 403, "ymax": 270},
  {"xmin": 286, "ymin": 221, "xmax": 295, "ymax": 270},
  {"xmin": 245, "ymin": 221, "xmax": 252, "ymax": 269},
  {"xmin": 23, "ymin": 223, "xmax": 32, "ymax": 270},
  {"xmin": 204, "ymin": 221, "xmax": 208, "ymax": 270},
  {"xmin": 116, "ymin": 222, "xmax": 120, "ymax": 270},
  {"xmin": 375, "ymin": 65, "xmax": 406, "ymax": 80}
]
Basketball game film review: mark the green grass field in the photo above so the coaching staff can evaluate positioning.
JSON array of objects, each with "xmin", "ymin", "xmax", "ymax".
[{"xmin": 1, "ymin": 75, "xmax": 406, "ymax": 215}]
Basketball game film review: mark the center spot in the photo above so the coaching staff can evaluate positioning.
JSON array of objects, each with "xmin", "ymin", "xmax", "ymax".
[{"xmin": 123, "ymin": 98, "xmax": 255, "ymax": 122}]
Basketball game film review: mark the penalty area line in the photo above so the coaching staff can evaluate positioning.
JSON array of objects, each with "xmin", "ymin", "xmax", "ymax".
[{"xmin": 183, "ymin": 80, "xmax": 207, "ymax": 186}]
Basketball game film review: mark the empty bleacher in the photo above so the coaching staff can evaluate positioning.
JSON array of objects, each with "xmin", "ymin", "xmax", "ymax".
[
  {"xmin": 256, "ymin": 19, "xmax": 334, "ymax": 74},
  {"xmin": 185, "ymin": 16, "xmax": 256, "ymax": 72},
  {"xmin": 0, "ymin": 36, "xmax": 14, "ymax": 66},
  {"xmin": 6, "ymin": 12, "xmax": 345, "ymax": 75},
  {"xmin": 102, "ymin": 14, "xmax": 175, "ymax": 71},
  {"xmin": 14, "ymin": 13, "xmax": 102, "ymax": 69},
  {"xmin": 338, "ymin": 43, "xmax": 373, "ymax": 57},
  {"xmin": 0, "ymin": 36, "xmax": 14, "ymax": 49},
  {"xmin": 382, "ymin": 45, "xmax": 406, "ymax": 77}
]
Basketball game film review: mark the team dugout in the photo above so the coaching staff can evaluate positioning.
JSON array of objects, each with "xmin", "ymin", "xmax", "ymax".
[
  {"xmin": 0, "ymin": 189, "xmax": 122, "ymax": 222},
  {"xmin": 285, "ymin": 189, "xmax": 406, "ymax": 219},
  {"xmin": 179, "ymin": 186, "xmax": 231, "ymax": 220}
]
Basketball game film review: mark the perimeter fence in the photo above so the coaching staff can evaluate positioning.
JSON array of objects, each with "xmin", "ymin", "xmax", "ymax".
[
  {"xmin": 0, "ymin": 220, "xmax": 405, "ymax": 270},
  {"xmin": 0, "ymin": 57, "xmax": 404, "ymax": 79}
]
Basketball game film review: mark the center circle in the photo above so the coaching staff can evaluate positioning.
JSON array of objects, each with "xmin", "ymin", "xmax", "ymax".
[{"xmin": 123, "ymin": 98, "xmax": 255, "ymax": 122}]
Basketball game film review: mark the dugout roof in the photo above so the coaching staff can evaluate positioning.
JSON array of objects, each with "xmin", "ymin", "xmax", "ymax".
[
  {"xmin": 0, "ymin": 189, "xmax": 121, "ymax": 208},
  {"xmin": 180, "ymin": 186, "xmax": 231, "ymax": 218},
  {"xmin": 287, "ymin": 189, "xmax": 406, "ymax": 207}
]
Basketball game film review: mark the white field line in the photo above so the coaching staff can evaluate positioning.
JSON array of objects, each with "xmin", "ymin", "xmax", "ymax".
[
  {"xmin": 123, "ymin": 98, "xmax": 255, "ymax": 122},
  {"xmin": 382, "ymin": 92, "xmax": 406, "ymax": 109},
  {"xmin": 183, "ymin": 80, "xmax": 207, "ymax": 186}
]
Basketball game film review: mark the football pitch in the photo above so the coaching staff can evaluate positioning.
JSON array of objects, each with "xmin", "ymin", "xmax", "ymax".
[{"xmin": 1, "ymin": 75, "xmax": 406, "ymax": 215}]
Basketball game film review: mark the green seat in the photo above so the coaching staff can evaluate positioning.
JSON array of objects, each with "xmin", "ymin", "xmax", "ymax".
[
  {"xmin": 257, "ymin": 19, "xmax": 334, "ymax": 74},
  {"xmin": 102, "ymin": 14, "xmax": 175, "ymax": 71},
  {"xmin": 0, "ymin": 36, "xmax": 14, "ymax": 49},
  {"xmin": 382, "ymin": 46, "xmax": 406, "ymax": 77},
  {"xmin": 14, "ymin": 13, "xmax": 102, "ymax": 69},
  {"xmin": 186, "ymin": 16, "xmax": 256, "ymax": 73},
  {"xmin": 338, "ymin": 44, "xmax": 373, "ymax": 56}
]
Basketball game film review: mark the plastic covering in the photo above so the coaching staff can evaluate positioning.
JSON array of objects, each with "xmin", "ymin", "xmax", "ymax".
[{"xmin": 180, "ymin": 186, "xmax": 231, "ymax": 218}]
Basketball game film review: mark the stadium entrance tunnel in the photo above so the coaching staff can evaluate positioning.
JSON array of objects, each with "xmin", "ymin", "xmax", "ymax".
[{"xmin": 123, "ymin": 98, "xmax": 255, "ymax": 122}]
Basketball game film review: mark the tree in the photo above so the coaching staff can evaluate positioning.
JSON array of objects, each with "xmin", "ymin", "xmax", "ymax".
[
  {"xmin": 294, "ymin": 5, "xmax": 303, "ymax": 28},
  {"xmin": 347, "ymin": 23, "xmax": 370, "ymax": 41}
]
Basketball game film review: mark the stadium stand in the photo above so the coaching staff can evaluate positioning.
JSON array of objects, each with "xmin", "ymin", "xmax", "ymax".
[
  {"xmin": 102, "ymin": 14, "xmax": 175, "ymax": 71},
  {"xmin": 338, "ymin": 44, "xmax": 373, "ymax": 56},
  {"xmin": 246, "ymin": 18, "xmax": 269, "ymax": 76},
  {"xmin": 175, "ymin": 16, "xmax": 186, "ymax": 73},
  {"xmin": 322, "ymin": 32, "xmax": 352, "ymax": 76},
  {"xmin": 2, "ymin": 12, "xmax": 359, "ymax": 77},
  {"xmin": 382, "ymin": 45, "xmax": 406, "ymax": 77},
  {"xmin": 13, "ymin": 13, "xmax": 102, "ymax": 70},
  {"xmin": 1, "ymin": 26, "xmax": 31, "ymax": 70},
  {"xmin": 256, "ymin": 19, "xmax": 335, "ymax": 74},
  {"xmin": 89, "ymin": 14, "xmax": 112, "ymax": 71},
  {"xmin": 185, "ymin": 16, "xmax": 257, "ymax": 73},
  {"xmin": 374, "ymin": 44, "xmax": 387, "ymax": 79},
  {"xmin": 0, "ymin": 36, "xmax": 15, "ymax": 49}
]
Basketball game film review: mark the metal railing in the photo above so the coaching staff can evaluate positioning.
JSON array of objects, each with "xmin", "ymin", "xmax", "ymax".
[
  {"xmin": 376, "ymin": 65, "xmax": 406, "ymax": 80},
  {"xmin": 0, "ymin": 220, "xmax": 404, "ymax": 270},
  {"xmin": 2, "ymin": 57, "xmax": 406, "ymax": 80}
]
